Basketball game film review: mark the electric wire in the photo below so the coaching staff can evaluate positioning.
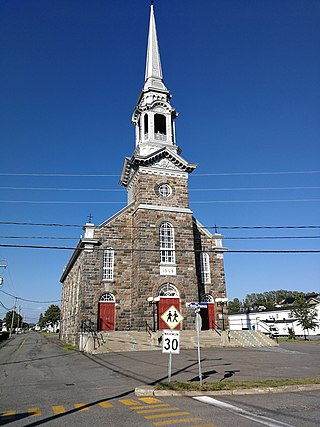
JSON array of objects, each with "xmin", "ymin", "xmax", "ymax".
[
  {"xmin": 1, "ymin": 199, "xmax": 320, "ymax": 204},
  {"xmin": 1, "ymin": 234, "xmax": 320, "ymax": 241},
  {"xmin": 0, "ymin": 243, "xmax": 319, "ymax": 253},
  {"xmin": 1, "ymin": 221, "xmax": 320, "ymax": 230},
  {"xmin": 1, "ymin": 170, "xmax": 320, "ymax": 177},
  {"xmin": 1, "ymin": 185, "xmax": 319, "ymax": 192},
  {"xmin": 0, "ymin": 289, "xmax": 61, "ymax": 303}
]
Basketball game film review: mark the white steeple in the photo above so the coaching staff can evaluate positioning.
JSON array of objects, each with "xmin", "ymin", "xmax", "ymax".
[
  {"xmin": 144, "ymin": 3, "xmax": 167, "ymax": 92},
  {"xmin": 131, "ymin": 3, "xmax": 179, "ymax": 157}
]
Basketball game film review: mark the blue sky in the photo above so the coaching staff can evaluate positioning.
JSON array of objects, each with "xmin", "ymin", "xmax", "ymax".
[{"xmin": 0, "ymin": 0, "xmax": 319, "ymax": 322}]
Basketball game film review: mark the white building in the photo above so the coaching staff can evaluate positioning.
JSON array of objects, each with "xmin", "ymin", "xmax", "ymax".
[{"xmin": 228, "ymin": 298, "xmax": 320, "ymax": 337}]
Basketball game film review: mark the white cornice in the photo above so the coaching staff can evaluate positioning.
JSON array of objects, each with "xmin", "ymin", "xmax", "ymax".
[{"xmin": 136, "ymin": 204, "xmax": 193, "ymax": 214}]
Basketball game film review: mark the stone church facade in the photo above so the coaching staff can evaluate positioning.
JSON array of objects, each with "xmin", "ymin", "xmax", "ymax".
[{"xmin": 60, "ymin": 4, "xmax": 228, "ymax": 346}]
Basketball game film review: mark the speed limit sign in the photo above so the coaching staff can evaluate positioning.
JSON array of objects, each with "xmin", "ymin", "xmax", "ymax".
[{"xmin": 162, "ymin": 330, "xmax": 180, "ymax": 354}]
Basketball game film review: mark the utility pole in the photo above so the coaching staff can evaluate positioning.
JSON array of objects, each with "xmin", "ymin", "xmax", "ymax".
[
  {"xmin": 0, "ymin": 259, "xmax": 7, "ymax": 286},
  {"xmin": 9, "ymin": 297, "xmax": 17, "ymax": 338}
]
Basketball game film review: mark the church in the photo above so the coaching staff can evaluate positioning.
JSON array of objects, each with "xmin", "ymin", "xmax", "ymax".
[{"xmin": 60, "ymin": 4, "xmax": 228, "ymax": 346}]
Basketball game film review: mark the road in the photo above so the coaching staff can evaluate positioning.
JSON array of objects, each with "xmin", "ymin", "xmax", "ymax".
[{"xmin": 0, "ymin": 332, "xmax": 319, "ymax": 426}]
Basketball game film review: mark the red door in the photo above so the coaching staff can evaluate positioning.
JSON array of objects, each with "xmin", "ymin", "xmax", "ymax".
[
  {"xmin": 98, "ymin": 302, "xmax": 115, "ymax": 331},
  {"xmin": 200, "ymin": 303, "xmax": 216, "ymax": 330},
  {"xmin": 158, "ymin": 298, "xmax": 181, "ymax": 330}
]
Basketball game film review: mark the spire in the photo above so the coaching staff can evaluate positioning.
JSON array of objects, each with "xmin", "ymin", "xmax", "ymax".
[{"xmin": 144, "ymin": 3, "xmax": 167, "ymax": 92}]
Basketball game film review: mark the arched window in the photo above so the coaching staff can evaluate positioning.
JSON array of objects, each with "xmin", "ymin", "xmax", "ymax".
[
  {"xmin": 200, "ymin": 252, "xmax": 211, "ymax": 284},
  {"xmin": 99, "ymin": 292, "xmax": 115, "ymax": 302},
  {"xmin": 144, "ymin": 114, "xmax": 148, "ymax": 136},
  {"xmin": 157, "ymin": 283, "xmax": 179, "ymax": 297},
  {"xmin": 154, "ymin": 114, "xmax": 166, "ymax": 140},
  {"xmin": 202, "ymin": 294, "xmax": 214, "ymax": 303},
  {"xmin": 160, "ymin": 222, "xmax": 175, "ymax": 264},
  {"xmin": 103, "ymin": 248, "xmax": 114, "ymax": 281}
]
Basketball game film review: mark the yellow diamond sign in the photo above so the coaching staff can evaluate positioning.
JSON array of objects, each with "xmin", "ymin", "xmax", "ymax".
[{"xmin": 161, "ymin": 305, "xmax": 184, "ymax": 329}]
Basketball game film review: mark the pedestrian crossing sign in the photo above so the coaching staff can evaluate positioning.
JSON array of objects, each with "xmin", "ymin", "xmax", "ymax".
[{"xmin": 161, "ymin": 305, "xmax": 184, "ymax": 329}]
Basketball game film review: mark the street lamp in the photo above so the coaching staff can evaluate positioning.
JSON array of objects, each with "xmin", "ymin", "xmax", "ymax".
[
  {"xmin": 147, "ymin": 296, "xmax": 160, "ymax": 332},
  {"xmin": 215, "ymin": 297, "xmax": 228, "ymax": 331}
]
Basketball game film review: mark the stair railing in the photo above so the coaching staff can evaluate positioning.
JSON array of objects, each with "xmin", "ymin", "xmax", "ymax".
[
  {"xmin": 145, "ymin": 321, "xmax": 153, "ymax": 337},
  {"xmin": 211, "ymin": 320, "xmax": 222, "ymax": 336}
]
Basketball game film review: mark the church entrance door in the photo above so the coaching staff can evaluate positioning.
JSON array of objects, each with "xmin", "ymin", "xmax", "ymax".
[
  {"xmin": 98, "ymin": 293, "xmax": 115, "ymax": 331},
  {"xmin": 157, "ymin": 283, "xmax": 181, "ymax": 330},
  {"xmin": 200, "ymin": 302, "xmax": 215, "ymax": 330}
]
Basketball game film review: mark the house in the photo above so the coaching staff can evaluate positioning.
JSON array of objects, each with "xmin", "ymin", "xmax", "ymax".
[
  {"xmin": 228, "ymin": 297, "xmax": 320, "ymax": 336},
  {"xmin": 60, "ymin": 4, "xmax": 228, "ymax": 347}
]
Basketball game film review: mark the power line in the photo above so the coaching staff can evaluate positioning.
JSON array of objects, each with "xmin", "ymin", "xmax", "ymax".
[
  {"xmin": 1, "ymin": 198, "xmax": 320, "ymax": 204},
  {"xmin": 1, "ymin": 234, "xmax": 320, "ymax": 241},
  {"xmin": 1, "ymin": 221, "xmax": 320, "ymax": 230},
  {"xmin": 1, "ymin": 185, "xmax": 319, "ymax": 192},
  {"xmin": 1, "ymin": 170, "xmax": 320, "ymax": 177},
  {"xmin": 0, "ymin": 289, "xmax": 61, "ymax": 304},
  {"xmin": 0, "ymin": 243, "xmax": 319, "ymax": 253}
]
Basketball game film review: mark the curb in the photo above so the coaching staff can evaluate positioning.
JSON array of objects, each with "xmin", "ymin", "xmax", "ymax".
[{"xmin": 135, "ymin": 383, "xmax": 320, "ymax": 397}]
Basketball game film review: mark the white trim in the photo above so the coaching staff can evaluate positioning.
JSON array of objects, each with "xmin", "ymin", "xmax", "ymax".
[{"xmin": 137, "ymin": 204, "xmax": 192, "ymax": 214}]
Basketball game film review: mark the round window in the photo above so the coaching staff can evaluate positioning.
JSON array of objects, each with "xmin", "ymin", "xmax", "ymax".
[{"xmin": 158, "ymin": 183, "xmax": 172, "ymax": 197}]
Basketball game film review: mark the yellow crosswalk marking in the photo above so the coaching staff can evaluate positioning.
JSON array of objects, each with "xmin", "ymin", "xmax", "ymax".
[
  {"xmin": 28, "ymin": 408, "xmax": 41, "ymax": 416},
  {"xmin": 74, "ymin": 404, "xmax": 90, "ymax": 411},
  {"xmin": 98, "ymin": 401, "xmax": 113, "ymax": 408},
  {"xmin": 1, "ymin": 410, "xmax": 16, "ymax": 418},
  {"xmin": 137, "ymin": 407, "xmax": 180, "ymax": 414},
  {"xmin": 139, "ymin": 397, "xmax": 163, "ymax": 404},
  {"xmin": 145, "ymin": 411, "xmax": 190, "ymax": 419},
  {"xmin": 119, "ymin": 399, "xmax": 140, "ymax": 406},
  {"xmin": 130, "ymin": 404, "xmax": 170, "ymax": 410},
  {"xmin": 153, "ymin": 418, "xmax": 203, "ymax": 426},
  {"xmin": 52, "ymin": 406, "xmax": 66, "ymax": 414},
  {"xmin": 189, "ymin": 424, "xmax": 217, "ymax": 427}
]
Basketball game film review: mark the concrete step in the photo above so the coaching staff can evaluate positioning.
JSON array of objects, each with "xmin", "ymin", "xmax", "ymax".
[{"xmin": 230, "ymin": 330, "xmax": 278, "ymax": 347}]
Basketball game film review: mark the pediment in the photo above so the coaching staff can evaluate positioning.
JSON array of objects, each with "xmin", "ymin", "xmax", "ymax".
[{"xmin": 120, "ymin": 147, "xmax": 197, "ymax": 187}]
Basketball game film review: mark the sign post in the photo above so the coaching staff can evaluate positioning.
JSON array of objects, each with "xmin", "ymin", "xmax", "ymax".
[
  {"xmin": 186, "ymin": 302, "xmax": 207, "ymax": 385},
  {"xmin": 195, "ymin": 308, "xmax": 203, "ymax": 385},
  {"xmin": 161, "ymin": 306, "xmax": 184, "ymax": 383}
]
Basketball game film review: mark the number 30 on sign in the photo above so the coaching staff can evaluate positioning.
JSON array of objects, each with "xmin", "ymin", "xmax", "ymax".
[{"xmin": 162, "ymin": 330, "xmax": 180, "ymax": 354}]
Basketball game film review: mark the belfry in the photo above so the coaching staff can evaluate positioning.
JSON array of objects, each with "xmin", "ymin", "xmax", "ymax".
[{"xmin": 60, "ymin": 4, "xmax": 228, "ymax": 348}]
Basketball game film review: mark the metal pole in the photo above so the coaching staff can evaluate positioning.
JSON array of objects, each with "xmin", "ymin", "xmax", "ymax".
[
  {"xmin": 195, "ymin": 310, "xmax": 202, "ymax": 384},
  {"xmin": 152, "ymin": 303, "xmax": 155, "ymax": 332},
  {"xmin": 9, "ymin": 297, "xmax": 17, "ymax": 338},
  {"xmin": 168, "ymin": 352, "xmax": 172, "ymax": 383},
  {"xmin": 221, "ymin": 304, "xmax": 225, "ymax": 331}
]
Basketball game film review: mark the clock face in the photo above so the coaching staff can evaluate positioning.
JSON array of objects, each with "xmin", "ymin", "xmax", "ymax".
[{"xmin": 157, "ymin": 183, "xmax": 172, "ymax": 197}]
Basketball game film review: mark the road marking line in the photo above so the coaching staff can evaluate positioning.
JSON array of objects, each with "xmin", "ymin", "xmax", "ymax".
[
  {"xmin": 139, "ymin": 397, "xmax": 163, "ymax": 404},
  {"xmin": 131, "ymin": 404, "xmax": 170, "ymax": 410},
  {"xmin": 120, "ymin": 399, "xmax": 141, "ymax": 406},
  {"xmin": 193, "ymin": 396, "xmax": 295, "ymax": 427},
  {"xmin": 153, "ymin": 418, "xmax": 203, "ymax": 426},
  {"xmin": 1, "ymin": 410, "xmax": 16, "ymax": 418},
  {"xmin": 137, "ymin": 407, "xmax": 180, "ymax": 414},
  {"xmin": 98, "ymin": 401, "xmax": 113, "ymax": 408},
  {"xmin": 28, "ymin": 407, "xmax": 41, "ymax": 416},
  {"xmin": 52, "ymin": 406, "xmax": 66, "ymax": 414},
  {"xmin": 145, "ymin": 411, "xmax": 190, "ymax": 419},
  {"xmin": 74, "ymin": 404, "xmax": 90, "ymax": 411},
  {"xmin": 189, "ymin": 424, "xmax": 217, "ymax": 427}
]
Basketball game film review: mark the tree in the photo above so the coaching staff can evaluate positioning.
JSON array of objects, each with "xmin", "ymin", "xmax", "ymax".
[
  {"xmin": 290, "ymin": 298, "xmax": 319, "ymax": 340},
  {"xmin": 227, "ymin": 298, "xmax": 241, "ymax": 314},
  {"xmin": 4, "ymin": 310, "xmax": 22, "ymax": 332},
  {"xmin": 38, "ymin": 305, "xmax": 60, "ymax": 330}
]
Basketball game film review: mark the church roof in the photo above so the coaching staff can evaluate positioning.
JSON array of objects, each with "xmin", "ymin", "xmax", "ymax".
[{"xmin": 119, "ymin": 146, "xmax": 197, "ymax": 187}]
